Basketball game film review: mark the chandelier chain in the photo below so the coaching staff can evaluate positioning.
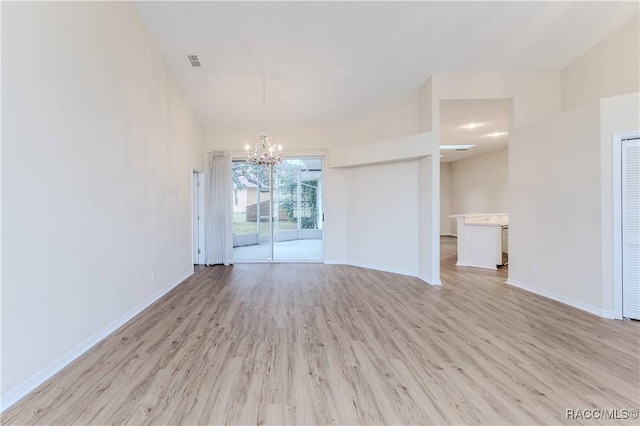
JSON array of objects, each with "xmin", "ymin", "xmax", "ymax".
[{"xmin": 244, "ymin": 73, "xmax": 282, "ymax": 167}]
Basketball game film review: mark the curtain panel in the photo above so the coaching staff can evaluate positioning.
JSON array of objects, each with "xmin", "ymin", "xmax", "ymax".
[{"xmin": 204, "ymin": 152, "xmax": 234, "ymax": 265}]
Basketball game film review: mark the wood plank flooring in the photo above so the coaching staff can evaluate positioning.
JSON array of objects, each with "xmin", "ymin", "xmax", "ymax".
[{"xmin": 3, "ymin": 237, "xmax": 639, "ymax": 425}]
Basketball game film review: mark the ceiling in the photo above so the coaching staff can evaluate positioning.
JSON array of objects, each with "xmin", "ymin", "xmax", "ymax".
[
  {"xmin": 134, "ymin": 1, "xmax": 638, "ymax": 128},
  {"xmin": 440, "ymin": 99, "xmax": 511, "ymax": 163}
]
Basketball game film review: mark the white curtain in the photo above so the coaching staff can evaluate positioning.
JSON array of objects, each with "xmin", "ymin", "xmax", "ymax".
[{"xmin": 204, "ymin": 152, "xmax": 234, "ymax": 266}]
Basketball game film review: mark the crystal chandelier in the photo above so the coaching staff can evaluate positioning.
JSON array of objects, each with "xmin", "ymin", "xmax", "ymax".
[{"xmin": 245, "ymin": 75, "xmax": 283, "ymax": 166}]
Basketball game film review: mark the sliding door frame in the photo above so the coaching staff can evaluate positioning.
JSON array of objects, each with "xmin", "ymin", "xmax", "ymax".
[{"xmin": 232, "ymin": 155, "xmax": 325, "ymax": 263}]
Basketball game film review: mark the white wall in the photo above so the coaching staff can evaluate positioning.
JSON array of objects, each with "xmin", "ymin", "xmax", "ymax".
[
  {"xmin": 501, "ymin": 15, "xmax": 640, "ymax": 317},
  {"xmin": 450, "ymin": 149, "xmax": 508, "ymax": 225},
  {"xmin": 554, "ymin": 13, "xmax": 640, "ymax": 315},
  {"xmin": 418, "ymin": 78, "xmax": 433, "ymax": 133},
  {"xmin": 562, "ymin": 14, "xmax": 639, "ymax": 111},
  {"xmin": 335, "ymin": 79, "xmax": 438, "ymax": 283},
  {"xmin": 600, "ymin": 93, "xmax": 640, "ymax": 313},
  {"xmin": 205, "ymin": 91, "xmax": 423, "ymax": 152},
  {"xmin": 508, "ymin": 101, "xmax": 603, "ymax": 312},
  {"xmin": 346, "ymin": 161, "xmax": 419, "ymax": 276},
  {"xmin": 323, "ymin": 167, "xmax": 349, "ymax": 264},
  {"xmin": 339, "ymin": 94, "xmax": 421, "ymax": 145},
  {"xmin": 440, "ymin": 162, "xmax": 452, "ymax": 235},
  {"xmin": 1, "ymin": 1, "xmax": 203, "ymax": 406}
]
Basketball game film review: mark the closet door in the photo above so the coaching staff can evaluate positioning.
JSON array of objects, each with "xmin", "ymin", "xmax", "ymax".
[{"xmin": 622, "ymin": 138, "xmax": 640, "ymax": 320}]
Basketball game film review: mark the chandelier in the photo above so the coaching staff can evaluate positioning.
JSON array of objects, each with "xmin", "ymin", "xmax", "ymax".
[{"xmin": 245, "ymin": 75, "xmax": 283, "ymax": 166}]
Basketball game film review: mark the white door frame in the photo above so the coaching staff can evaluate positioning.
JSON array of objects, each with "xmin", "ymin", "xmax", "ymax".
[
  {"xmin": 192, "ymin": 168, "xmax": 205, "ymax": 267},
  {"xmin": 612, "ymin": 130, "xmax": 640, "ymax": 319}
]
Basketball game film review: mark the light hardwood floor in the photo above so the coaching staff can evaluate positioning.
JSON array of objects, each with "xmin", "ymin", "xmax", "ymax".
[{"xmin": 3, "ymin": 237, "xmax": 639, "ymax": 425}]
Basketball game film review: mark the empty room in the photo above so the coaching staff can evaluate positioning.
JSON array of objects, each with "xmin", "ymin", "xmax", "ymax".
[{"xmin": 2, "ymin": 1, "xmax": 640, "ymax": 425}]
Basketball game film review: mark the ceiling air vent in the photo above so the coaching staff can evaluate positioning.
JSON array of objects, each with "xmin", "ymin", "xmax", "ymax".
[{"xmin": 187, "ymin": 55, "xmax": 201, "ymax": 67}]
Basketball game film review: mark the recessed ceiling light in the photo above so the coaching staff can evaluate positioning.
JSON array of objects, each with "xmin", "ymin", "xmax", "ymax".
[
  {"xmin": 487, "ymin": 132, "xmax": 507, "ymax": 137},
  {"xmin": 462, "ymin": 123, "xmax": 481, "ymax": 129},
  {"xmin": 440, "ymin": 144, "xmax": 476, "ymax": 151}
]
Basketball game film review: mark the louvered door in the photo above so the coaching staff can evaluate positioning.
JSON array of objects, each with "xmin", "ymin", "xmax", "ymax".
[{"xmin": 622, "ymin": 138, "xmax": 640, "ymax": 320}]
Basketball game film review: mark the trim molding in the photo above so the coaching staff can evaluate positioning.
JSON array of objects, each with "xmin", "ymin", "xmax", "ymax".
[
  {"xmin": 419, "ymin": 274, "xmax": 443, "ymax": 286},
  {"xmin": 323, "ymin": 259, "xmax": 346, "ymax": 265},
  {"xmin": 601, "ymin": 310, "xmax": 615, "ymax": 319},
  {"xmin": 506, "ymin": 278, "xmax": 611, "ymax": 319},
  {"xmin": 1, "ymin": 269, "xmax": 193, "ymax": 412},
  {"xmin": 325, "ymin": 260, "xmax": 441, "ymax": 286},
  {"xmin": 348, "ymin": 261, "xmax": 418, "ymax": 279}
]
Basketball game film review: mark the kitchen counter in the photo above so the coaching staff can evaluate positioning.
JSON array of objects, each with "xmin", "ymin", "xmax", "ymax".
[{"xmin": 450, "ymin": 213, "xmax": 508, "ymax": 270}]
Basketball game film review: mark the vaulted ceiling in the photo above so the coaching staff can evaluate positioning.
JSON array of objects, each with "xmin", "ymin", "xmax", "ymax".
[{"xmin": 134, "ymin": 1, "xmax": 638, "ymax": 128}]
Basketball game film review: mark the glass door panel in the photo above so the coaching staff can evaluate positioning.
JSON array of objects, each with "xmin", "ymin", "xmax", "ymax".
[
  {"xmin": 273, "ymin": 158, "xmax": 323, "ymax": 261},
  {"xmin": 232, "ymin": 161, "xmax": 272, "ymax": 261}
]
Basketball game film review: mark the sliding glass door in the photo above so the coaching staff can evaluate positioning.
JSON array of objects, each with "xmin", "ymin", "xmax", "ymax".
[
  {"xmin": 232, "ymin": 158, "xmax": 323, "ymax": 262},
  {"xmin": 231, "ymin": 162, "xmax": 271, "ymax": 261}
]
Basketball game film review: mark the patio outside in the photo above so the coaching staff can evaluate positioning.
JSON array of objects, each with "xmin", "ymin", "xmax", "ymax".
[{"xmin": 232, "ymin": 159, "xmax": 323, "ymax": 262}]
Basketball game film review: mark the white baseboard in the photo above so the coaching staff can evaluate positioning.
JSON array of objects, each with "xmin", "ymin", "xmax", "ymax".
[
  {"xmin": 325, "ymin": 260, "xmax": 442, "ymax": 286},
  {"xmin": 348, "ymin": 261, "xmax": 418, "ymax": 280},
  {"xmin": 506, "ymin": 278, "xmax": 611, "ymax": 318},
  {"xmin": 419, "ymin": 274, "xmax": 442, "ymax": 286},
  {"xmin": 0, "ymin": 269, "xmax": 193, "ymax": 412},
  {"xmin": 601, "ymin": 310, "xmax": 615, "ymax": 319}
]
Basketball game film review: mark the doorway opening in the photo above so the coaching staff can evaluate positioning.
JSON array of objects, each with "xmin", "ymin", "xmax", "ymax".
[
  {"xmin": 231, "ymin": 157, "xmax": 324, "ymax": 262},
  {"xmin": 438, "ymin": 99, "xmax": 513, "ymax": 273}
]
